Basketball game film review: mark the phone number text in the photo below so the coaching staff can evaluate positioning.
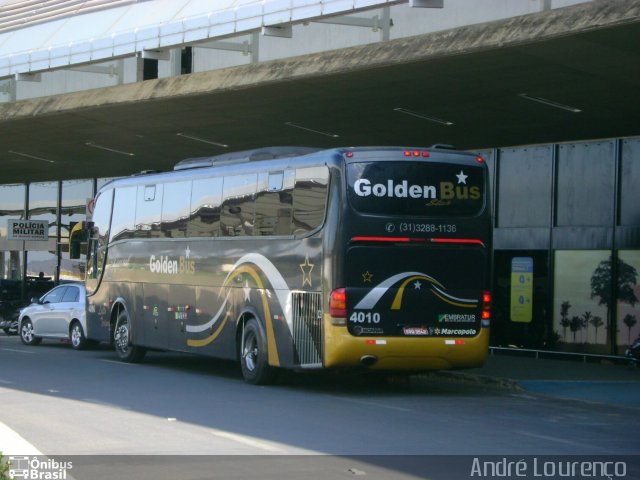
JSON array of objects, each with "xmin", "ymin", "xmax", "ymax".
[{"xmin": 398, "ymin": 223, "xmax": 457, "ymax": 233}]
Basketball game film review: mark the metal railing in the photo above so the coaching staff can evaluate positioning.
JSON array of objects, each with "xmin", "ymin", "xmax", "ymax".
[{"xmin": 489, "ymin": 346, "xmax": 630, "ymax": 365}]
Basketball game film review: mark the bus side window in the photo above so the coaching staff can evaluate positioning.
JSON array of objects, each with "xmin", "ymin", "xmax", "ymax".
[
  {"xmin": 110, "ymin": 186, "xmax": 136, "ymax": 242},
  {"xmin": 292, "ymin": 166, "xmax": 329, "ymax": 234},
  {"xmin": 221, "ymin": 174, "xmax": 257, "ymax": 237},
  {"xmin": 254, "ymin": 171, "xmax": 294, "ymax": 236},
  {"xmin": 135, "ymin": 184, "xmax": 163, "ymax": 238},
  {"xmin": 161, "ymin": 181, "xmax": 191, "ymax": 238},
  {"xmin": 188, "ymin": 177, "xmax": 222, "ymax": 238}
]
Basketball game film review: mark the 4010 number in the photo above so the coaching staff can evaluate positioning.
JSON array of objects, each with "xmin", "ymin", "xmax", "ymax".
[{"xmin": 349, "ymin": 311, "xmax": 381, "ymax": 323}]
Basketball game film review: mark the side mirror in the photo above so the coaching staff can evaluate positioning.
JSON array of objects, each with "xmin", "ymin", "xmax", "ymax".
[{"xmin": 30, "ymin": 297, "xmax": 40, "ymax": 305}]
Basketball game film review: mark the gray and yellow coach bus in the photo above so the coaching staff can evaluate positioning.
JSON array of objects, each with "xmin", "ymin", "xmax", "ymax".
[{"xmin": 79, "ymin": 146, "xmax": 492, "ymax": 384}]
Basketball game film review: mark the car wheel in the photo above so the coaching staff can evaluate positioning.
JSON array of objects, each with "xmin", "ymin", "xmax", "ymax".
[
  {"xmin": 70, "ymin": 321, "xmax": 87, "ymax": 350},
  {"xmin": 20, "ymin": 319, "xmax": 42, "ymax": 346},
  {"xmin": 113, "ymin": 310, "xmax": 146, "ymax": 362},
  {"xmin": 239, "ymin": 318, "xmax": 276, "ymax": 385}
]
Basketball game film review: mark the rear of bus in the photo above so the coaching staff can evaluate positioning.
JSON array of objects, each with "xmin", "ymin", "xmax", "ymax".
[{"xmin": 324, "ymin": 147, "xmax": 492, "ymax": 371}]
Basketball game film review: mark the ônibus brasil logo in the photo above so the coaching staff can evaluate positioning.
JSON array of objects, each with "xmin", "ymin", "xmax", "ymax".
[{"xmin": 8, "ymin": 456, "xmax": 72, "ymax": 480}]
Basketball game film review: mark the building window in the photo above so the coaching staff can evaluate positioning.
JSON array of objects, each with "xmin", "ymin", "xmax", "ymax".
[
  {"xmin": 27, "ymin": 182, "xmax": 58, "ymax": 280},
  {"xmin": 60, "ymin": 179, "xmax": 93, "ymax": 281},
  {"xmin": 0, "ymin": 184, "xmax": 25, "ymax": 282},
  {"xmin": 553, "ymin": 250, "xmax": 610, "ymax": 353}
]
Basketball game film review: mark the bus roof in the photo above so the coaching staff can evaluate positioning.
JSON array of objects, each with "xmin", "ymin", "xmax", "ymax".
[{"xmin": 98, "ymin": 145, "xmax": 481, "ymax": 192}]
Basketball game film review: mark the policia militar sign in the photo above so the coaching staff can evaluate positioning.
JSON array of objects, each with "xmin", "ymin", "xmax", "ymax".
[{"xmin": 7, "ymin": 219, "xmax": 49, "ymax": 241}]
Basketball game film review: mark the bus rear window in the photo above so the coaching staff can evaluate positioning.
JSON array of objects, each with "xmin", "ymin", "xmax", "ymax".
[{"xmin": 347, "ymin": 161, "xmax": 485, "ymax": 217}]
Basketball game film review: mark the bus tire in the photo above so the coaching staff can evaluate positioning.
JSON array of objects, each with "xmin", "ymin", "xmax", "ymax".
[
  {"xmin": 240, "ymin": 318, "xmax": 276, "ymax": 385},
  {"xmin": 114, "ymin": 310, "xmax": 146, "ymax": 363}
]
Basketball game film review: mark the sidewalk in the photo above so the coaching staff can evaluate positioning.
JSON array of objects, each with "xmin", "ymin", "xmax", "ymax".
[{"xmin": 452, "ymin": 350, "xmax": 640, "ymax": 406}]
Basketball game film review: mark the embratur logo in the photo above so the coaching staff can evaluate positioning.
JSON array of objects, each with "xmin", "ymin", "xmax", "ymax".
[{"xmin": 438, "ymin": 313, "xmax": 476, "ymax": 323}]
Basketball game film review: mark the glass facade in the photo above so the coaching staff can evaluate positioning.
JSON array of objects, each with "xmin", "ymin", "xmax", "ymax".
[
  {"xmin": 26, "ymin": 182, "xmax": 58, "ymax": 283},
  {"xmin": 60, "ymin": 179, "xmax": 94, "ymax": 281},
  {"xmin": 490, "ymin": 137, "xmax": 639, "ymax": 356},
  {"xmin": 0, "ymin": 137, "xmax": 638, "ymax": 356},
  {"xmin": 0, "ymin": 184, "xmax": 25, "ymax": 305}
]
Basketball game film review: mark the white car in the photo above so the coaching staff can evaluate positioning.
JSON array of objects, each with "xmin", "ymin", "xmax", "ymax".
[{"xmin": 19, "ymin": 283, "xmax": 90, "ymax": 350}]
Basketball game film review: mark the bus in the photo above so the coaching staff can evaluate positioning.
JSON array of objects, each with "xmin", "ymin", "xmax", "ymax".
[{"xmin": 77, "ymin": 145, "xmax": 492, "ymax": 384}]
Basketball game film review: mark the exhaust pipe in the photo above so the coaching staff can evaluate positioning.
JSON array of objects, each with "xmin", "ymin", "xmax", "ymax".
[{"xmin": 360, "ymin": 355, "xmax": 378, "ymax": 367}]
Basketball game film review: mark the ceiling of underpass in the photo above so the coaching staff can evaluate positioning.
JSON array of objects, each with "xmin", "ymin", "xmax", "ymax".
[{"xmin": 1, "ymin": 1, "xmax": 640, "ymax": 184}]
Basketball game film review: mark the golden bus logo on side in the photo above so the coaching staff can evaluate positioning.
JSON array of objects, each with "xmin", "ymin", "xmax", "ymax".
[{"xmin": 149, "ymin": 247, "xmax": 195, "ymax": 275}]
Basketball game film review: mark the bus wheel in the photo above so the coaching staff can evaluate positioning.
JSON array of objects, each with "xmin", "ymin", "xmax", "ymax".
[
  {"xmin": 240, "ymin": 319, "xmax": 275, "ymax": 385},
  {"xmin": 114, "ymin": 311, "xmax": 146, "ymax": 363}
]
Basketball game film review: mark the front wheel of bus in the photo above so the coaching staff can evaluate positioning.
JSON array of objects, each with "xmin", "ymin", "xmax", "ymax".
[
  {"xmin": 240, "ymin": 319, "xmax": 275, "ymax": 385},
  {"xmin": 114, "ymin": 311, "xmax": 146, "ymax": 363}
]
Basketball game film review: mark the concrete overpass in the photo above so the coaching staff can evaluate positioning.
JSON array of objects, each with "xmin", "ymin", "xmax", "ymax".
[{"xmin": 0, "ymin": 0, "xmax": 639, "ymax": 183}]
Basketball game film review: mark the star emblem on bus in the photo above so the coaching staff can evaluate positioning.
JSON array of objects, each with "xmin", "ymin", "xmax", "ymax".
[
  {"xmin": 362, "ymin": 271, "xmax": 373, "ymax": 283},
  {"xmin": 300, "ymin": 254, "xmax": 314, "ymax": 287},
  {"xmin": 456, "ymin": 170, "xmax": 468, "ymax": 184}
]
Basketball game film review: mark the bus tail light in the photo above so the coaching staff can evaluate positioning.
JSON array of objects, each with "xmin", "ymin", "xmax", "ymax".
[
  {"xmin": 481, "ymin": 290, "xmax": 491, "ymax": 326},
  {"xmin": 329, "ymin": 288, "xmax": 347, "ymax": 324}
]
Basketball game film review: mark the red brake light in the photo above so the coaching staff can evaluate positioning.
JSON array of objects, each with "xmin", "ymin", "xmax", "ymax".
[
  {"xmin": 330, "ymin": 288, "xmax": 347, "ymax": 318},
  {"xmin": 476, "ymin": 155, "xmax": 485, "ymax": 163},
  {"xmin": 481, "ymin": 290, "xmax": 491, "ymax": 323},
  {"xmin": 403, "ymin": 150, "xmax": 430, "ymax": 157}
]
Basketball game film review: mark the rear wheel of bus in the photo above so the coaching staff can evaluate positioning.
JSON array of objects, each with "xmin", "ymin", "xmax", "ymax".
[
  {"xmin": 114, "ymin": 310, "xmax": 146, "ymax": 363},
  {"xmin": 239, "ymin": 318, "xmax": 275, "ymax": 385}
]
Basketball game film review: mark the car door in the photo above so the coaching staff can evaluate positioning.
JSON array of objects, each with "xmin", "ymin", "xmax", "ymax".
[
  {"xmin": 32, "ymin": 286, "xmax": 68, "ymax": 337},
  {"xmin": 59, "ymin": 285, "xmax": 81, "ymax": 336}
]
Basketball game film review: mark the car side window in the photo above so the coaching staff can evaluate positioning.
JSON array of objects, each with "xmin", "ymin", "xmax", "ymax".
[
  {"xmin": 42, "ymin": 287, "xmax": 67, "ymax": 304},
  {"xmin": 61, "ymin": 286, "xmax": 80, "ymax": 303}
]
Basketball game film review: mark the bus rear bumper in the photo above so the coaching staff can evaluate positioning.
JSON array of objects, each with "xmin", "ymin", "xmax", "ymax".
[{"xmin": 323, "ymin": 320, "xmax": 490, "ymax": 371}]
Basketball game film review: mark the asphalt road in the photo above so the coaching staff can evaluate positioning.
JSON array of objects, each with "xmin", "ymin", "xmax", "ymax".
[{"xmin": 1, "ymin": 333, "xmax": 639, "ymax": 479}]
